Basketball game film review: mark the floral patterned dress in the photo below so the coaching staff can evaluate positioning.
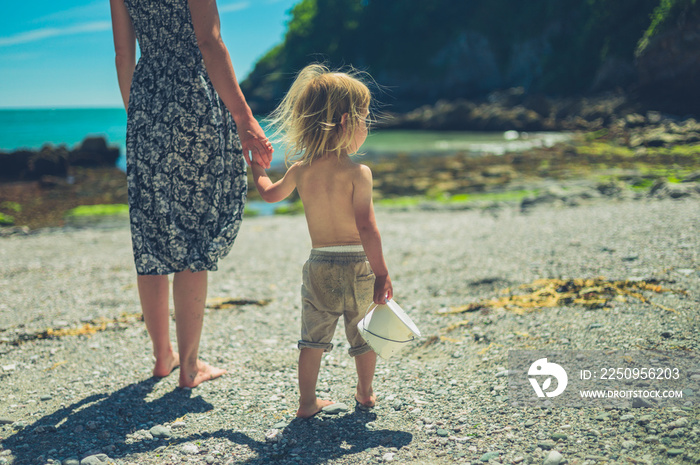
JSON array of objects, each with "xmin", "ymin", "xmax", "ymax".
[{"xmin": 123, "ymin": 0, "xmax": 246, "ymax": 275}]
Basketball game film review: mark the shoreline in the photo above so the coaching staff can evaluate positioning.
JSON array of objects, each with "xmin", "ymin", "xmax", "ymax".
[{"xmin": 1, "ymin": 108, "xmax": 699, "ymax": 230}]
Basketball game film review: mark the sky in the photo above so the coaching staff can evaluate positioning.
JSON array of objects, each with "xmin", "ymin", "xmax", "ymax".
[{"xmin": 0, "ymin": 0, "xmax": 298, "ymax": 109}]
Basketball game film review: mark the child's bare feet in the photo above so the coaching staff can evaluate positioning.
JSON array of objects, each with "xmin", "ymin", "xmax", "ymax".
[
  {"xmin": 178, "ymin": 360, "xmax": 226, "ymax": 388},
  {"xmin": 296, "ymin": 398, "xmax": 334, "ymax": 418},
  {"xmin": 153, "ymin": 351, "xmax": 180, "ymax": 378},
  {"xmin": 355, "ymin": 388, "xmax": 376, "ymax": 409}
]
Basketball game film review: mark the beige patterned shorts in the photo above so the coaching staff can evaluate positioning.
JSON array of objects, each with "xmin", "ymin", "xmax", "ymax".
[{"xmin": 298, "ymin": 246, "xmax": 374, "ymax": 357}]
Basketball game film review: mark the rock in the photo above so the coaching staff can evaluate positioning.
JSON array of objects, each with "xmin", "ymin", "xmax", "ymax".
[
  {"xmin": 538, "ymin": 440, "xmax": 556, "ymax": 450},
  {"xmin": 149, "ymin": 425, "xmax": 172, "ymax": 438},
  {"xmin": 551, "ymin": 433, "xmax": 568, "ymax": 441},
  {"xmin": 543, "ymin": 450, "xmax": 563, "ymax": 465},
  {"xmin": 480, "ymin": 451, "xmax": 499, "ymax": 462},
  {"xmin": 633, "ymin": 398, "xmax": 654, "ymax": 408},
  {"xmin": 621, "ymin": 440, "xmax": 637, "ymax": 449},
  {"xmin": 668, "ymin": 418, "xmax": 688, "ymax": 429},
  {"xmin": 436, "ymin": 429, "xmax": 449, "ymax": 437},
  {"xmin": 265, "ymin": 429, "xmax": 283, "ymax": 443},
  {"xmin": 382, "ymin": 452, "xmax": 395, "ymax": 462},
  {"xmin": 322, "ymin": 403, "xmax": 349, "ymax": 414},
  {"xmin": 0, "ymin": 418, "xmax": 13, "ymax": 425},
  {"xmin": 62, "ymin": 459, "xmax": 80, "ymax": 465},
  {"xmin": 171, "ymin": 421, "xmax": 187, "ymax": 429},
  {"xmin": 668, "ymin": 449, "xmax": 684, "ymax": 457},
  {"xmin": 181, "ymin": 443, "xmax": 199, "ymax": 454},
  {"xmin": 637, "ymin": 415, "xmax": 654, "ymax": 425},
  {"xmin": 392, "ymin": 400, "xmax": 403, "ymax": 411},
  {"xmin": 79, "ymin": 454, "xmax": 111, "ymax": 465}
]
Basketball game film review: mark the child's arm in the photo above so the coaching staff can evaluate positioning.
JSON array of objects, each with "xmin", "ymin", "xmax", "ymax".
[
  {"xmin": 353, "ymin": 165, "xmax": 393, "ymax": 304},
  {"xmin": 250, "ymin": 162, "xmax": 298, "ymax": 203}
]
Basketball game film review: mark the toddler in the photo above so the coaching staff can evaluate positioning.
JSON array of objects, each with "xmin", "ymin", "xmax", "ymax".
[{"xmin": 250, "ymin": 64, "xmax": 393, "ymax": 418}]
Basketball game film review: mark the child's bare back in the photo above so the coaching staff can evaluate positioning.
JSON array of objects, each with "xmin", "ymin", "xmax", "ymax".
[{"xmin": 291, "ymin": 155, "xmax": 371, "ymax": 248}]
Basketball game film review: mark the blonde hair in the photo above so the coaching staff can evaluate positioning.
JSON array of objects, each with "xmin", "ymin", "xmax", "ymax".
[{"xmin": 266, "ymin": 63, "xmax": 372, "ymax": 165}]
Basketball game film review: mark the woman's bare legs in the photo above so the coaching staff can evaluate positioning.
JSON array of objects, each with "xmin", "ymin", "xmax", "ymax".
[
  {"xmin": 137, "ymin": 274, "xmax": 179, "ymax": 377},
  {"xmin": 173, "ymin": 269, "xmax": 226, "ymax": 388}
]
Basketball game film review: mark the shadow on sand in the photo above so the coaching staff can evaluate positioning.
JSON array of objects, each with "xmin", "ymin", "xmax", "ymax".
[{"xmin": 1, "ymin": 378, "xmax": 412, "ymax": 464}]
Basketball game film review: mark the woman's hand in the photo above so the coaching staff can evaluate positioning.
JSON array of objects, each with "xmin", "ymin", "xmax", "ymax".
[{"xmin": 238, "ymin": 117, "xmax": 273, "ymax": 169}]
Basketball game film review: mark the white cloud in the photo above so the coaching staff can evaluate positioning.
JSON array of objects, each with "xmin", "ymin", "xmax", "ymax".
[
  {"xmin": 33, "ymin": 1, "xmax": 108, "ymax": 24},
  {"xmin": 0, "ymin": 21, "xmax": 112, "ymax": 47},
  {"xmin": 220, "ymin": 1, "xmax": 251, "ymax": 13}
]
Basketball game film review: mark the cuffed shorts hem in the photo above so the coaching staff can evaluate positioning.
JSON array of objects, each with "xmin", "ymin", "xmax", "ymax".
[
  {"xmin": 298, "ymin": 340, "xmax": 334, "ymax": 352},
  {"xmin": 348, "ymin": 343, "xmax": 372, "ymax": 357}
]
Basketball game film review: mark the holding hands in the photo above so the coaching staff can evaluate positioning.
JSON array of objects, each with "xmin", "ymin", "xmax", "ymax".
[{"xmin": 238, "ymin": 117, "xmax": 273, "ymax": 169}]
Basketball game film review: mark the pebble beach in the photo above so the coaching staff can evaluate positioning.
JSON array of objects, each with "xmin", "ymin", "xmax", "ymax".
[{"xmin": 0, "ymin": 196, "xmax": 699, "ymax": 465}]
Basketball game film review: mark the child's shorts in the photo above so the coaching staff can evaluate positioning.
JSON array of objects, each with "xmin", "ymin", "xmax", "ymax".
[{"xmin": 298, "ymin": 245, "xmax": 374, "ymax": 357}]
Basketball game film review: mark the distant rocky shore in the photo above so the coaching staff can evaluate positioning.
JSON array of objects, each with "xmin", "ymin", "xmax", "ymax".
[
  {"xmin": 378, "ymin": 90, "xmax": 700, "ymax": 139},
  {"xmin": 0, "ymin": 137, "xmax": 120, "ymax": 182},
  {"xmin": 1, "ymin": 99, "xmax": 698, "ymax": 231}
]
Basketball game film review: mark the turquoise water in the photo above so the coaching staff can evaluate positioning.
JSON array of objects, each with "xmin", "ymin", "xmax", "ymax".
[
  {"xmin": 0, "ymin": 108, "xmax": 570, "ymax": 215},
  {"xmin": 0, "ymin": 108, "xmax": 570, "ymax": 171}
]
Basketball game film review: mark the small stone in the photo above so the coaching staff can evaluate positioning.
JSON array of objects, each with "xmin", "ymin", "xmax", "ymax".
[
  {"xmin": 633, "ymin": 397, "xmax": 653, "ymax": 408},
  {"xmin": 62, "ymin": 458, "xmax": 80, "ymax": 465},
  {"xmin": 668, "ymin": 449, "xmax": 684, "ymax": 457},
  {"xmin": 637, "ymin": 415, "xmax": 653, "ymax": 425},
  {"xmin": 171, "ymin": 421, "xmax": 186, "ymax": 429},
  {"xmin": 668, "ymin": 418, "xmax": 688, "ymax": 429},
  {"xmin": 392, "ymin": 400, "xmax": 402, "ymax": 411},
  {"xmin": 0, "ymin": 418, "xmax": 14, "ymax": 425},
  {"xmin": 265, "ymin": 429, "xmax": 283, "ymax": 443},
  {"xmin": 622, "ymin": 440, "xmax": 637, "ymax": 449},
  {"xmin": 594, "ymin": 413, "xmax": 609, "ymax": 421},
  {"xmin": 80, "ymin": 454, "xmax": 110, "ymax": 465},
  {"xmin": 436, "ymin": 429, "xmax": 449, "ymax": 437},
  {"xmin": 204, "ymin": 456, "xmax": 216, "ymax": 465},
  {"xmin": 551, "ymin": 433, "xmax": 568, "ymax": 441},
  {"xmin": 322, "ymin": 403, "xmax": 348, "ymax": 414},
  {"xmin": 273, "ymin": 421, "xmax": 287, "ymax": 429},
  {"xmin": 543, "ymin": 450, "xmax": 563, "ymax": 465},
  {"xmin": 480, "ymin": 451, "xmax": 499, "ymax": 462},
  {"xmin": 382, "ymin": 452, "xmax": 395, "ymax": 462},
  {"xmin": 40, "ymin": 395, "xmax": 52, "ymax": 401},
  {"xmin": 2, "ymin": 365, "xmax": 16, "ymax": 373},
  {"xmin": 181, "ymin": 443, "xmax": 199, "ymax": 454},
  {"xmin": 538, "ymin": 440, "xmax": 556, "ymax": 450},
  {"xmin": 620, "ymin": 414, "xmax": 634, "ymax": 421},
  {"xmin": 524, "ymin": 420, "xmax": 537, "ymax": 427},
  {"xmin": 149, "ymin": 425, "xmax": 172, "ymax": 438}
]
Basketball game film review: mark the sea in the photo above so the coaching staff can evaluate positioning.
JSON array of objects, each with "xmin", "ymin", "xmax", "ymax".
[{"xmin": 0, "ymin": 108, "xmax": 570, "ymax": 213}]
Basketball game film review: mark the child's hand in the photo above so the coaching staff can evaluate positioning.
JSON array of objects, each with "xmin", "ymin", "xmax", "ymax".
[{"xmin": 373, "ymin": 274, "xmax": 393, "ymax": 304}]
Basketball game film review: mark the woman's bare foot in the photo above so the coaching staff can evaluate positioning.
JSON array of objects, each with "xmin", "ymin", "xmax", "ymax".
[
  {"xmin": 153, "ymin": 351, "xmax": 180, "ymax": 378},
  {"xmin": 355, "ymin": 390, "xmax": 376, "ymax": 409},
  {"xmin": 178, "ymin": 360, "xmax": 226, "ymax": 388},
  {"xmin": 296, "ymin": 398, "xmax": 333, "ymax": 418}
]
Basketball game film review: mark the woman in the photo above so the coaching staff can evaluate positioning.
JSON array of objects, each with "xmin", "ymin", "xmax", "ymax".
[{"xmin": 110, "ymin": 0, "xmax": 273, "ymax": 388}]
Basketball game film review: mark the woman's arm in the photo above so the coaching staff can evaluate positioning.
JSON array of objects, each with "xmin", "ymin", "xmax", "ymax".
[
  {"xmin": 109, "ymin": 0, "xmax": 136, "ymax": 111},
  {"xmin": 188, "ymin": 0, "xmax": 272, "ymax": 168}
]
